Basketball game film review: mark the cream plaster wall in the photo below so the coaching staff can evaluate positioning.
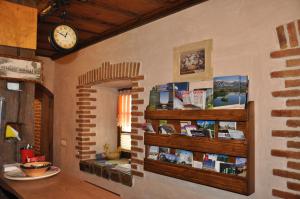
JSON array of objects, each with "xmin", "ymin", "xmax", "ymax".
[
  {"xmin": 93, "ymin": 86, "xmax": 118, "ymax": 153},
  {"xmin": 38, "ymin": 56, "xmax": 55, "ymax": 93},
  {"xmin": 46, "ymin": 0, "xmax": 300, "ymax": 198}
]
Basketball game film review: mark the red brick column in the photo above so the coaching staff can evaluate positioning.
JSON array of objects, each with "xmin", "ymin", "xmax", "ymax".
[
  {"xmin": 75, "ymin": 86, "xmax": 97, "ymax": 160},
  {"xmin": 270, "ymin": 19, "xmax": 300, "ymax": 198},
  {"xmin": 33, "ymin": 99, "xmax": 42, "ymax": 154}
]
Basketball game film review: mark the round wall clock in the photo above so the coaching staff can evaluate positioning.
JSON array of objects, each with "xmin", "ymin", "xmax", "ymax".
[{"xmin": 49, "ymin": 24, "xmax": 78, "ymax": 52}]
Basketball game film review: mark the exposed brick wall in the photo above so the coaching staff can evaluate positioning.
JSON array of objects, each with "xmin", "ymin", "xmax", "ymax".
[
  {"xmin": 78, "ymin": 62, "xmax": 141, "ymax": 86},
  {"xmin": 270, "ymin": 19, "xmax": 300, "ymax": 198},
  {"xmin": 33, "ymin": 99, "xmax": 42, "ymax": 154},
  {"xmin": 75, "ymin": 85, "xmax": 97, "ymax": 160},
  {"xmin": 76, "ymin": 61, "xmax": 145, "ymax": 177}
]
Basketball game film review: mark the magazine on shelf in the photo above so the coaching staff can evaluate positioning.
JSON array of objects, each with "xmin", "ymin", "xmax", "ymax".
[
  {"xmin": 176, "ymin": 150, "xmax": 193, "ymax": 166},
  {"xmin": 172, "ymin": 82, "xmax": 189, "ymax": 109},
  {"xmin": 142, "ymin": 122, "xmax": 155, "ymax": 133},
  {"xmin": 202, "ymin": 154, "xmax": 231, "ymax": 172},
  {"xmin": 180, "ymin": 121, "xmax": 192, "ymax": 135},
  {"xmin": 184, "ymin": 125, "xmax": 197, "ymax": 136},
  {"xmin": 193, "ymin": 88, "xmax": 213, "ymax": 109},
  {"xmin": 158, "ymin": 120, "xmax": 167, "ymax": 134},
  {"xmin": 218, "ymin": 157, "xmax": 247, "ymax": 175},
  {"xmin": 155, "ymin": 82, "xmax": 189, "ymax": 110},
  {"xmin": 157, "ymin": 84, "xmax": 173, "ymax": 110},
  {"xmin": 202, "ymin": 154, "xmax": 218, "ymax": 170},
  {"xmin": 158, "ymin": 120, "xmax": 177, "ymax": 135},
  {"xmin": 158, "ymin": 148, "xmax": 177, "ymax": 163},
  {"xmin": 220, "ymin": 162, "xmax": 236, "ymax": 174},
  {"xmin": 218, "ymin": 121, "xmax": 245, "ymax": 140},
  {"xmin": 180, "ymin": 90, "xmax": 206, "ymax": 110},
  {"xmin": 228, "ymin": 129, "xmax": 245, "ymax": 140},
  {"xmin": 217, "ymin": 154, "xmax": 229, "ymax": 162},
  {"xmin": 235, "ymin": 157, "xmax": 247, "ymax": 176},
  {"xmin": 205, "ymin": 88, "xmax": 214, "ymax": 109},
  {"xmin": 196, "ymin": 120, "xmax": 215, "ymax": 138},
  {"xmin": 191, "ymin": 90, "xmax": 206, "ymax": 109},
  {"xmin": 219, "ymin": 121, "xmax": 237, "ymax": 130},
  {"xmin": 218, "ymin": 121, "xmax": 236, "ymax": 139},
  {"xmin": 159, "ymin": 147, "xmax": 170, "ymax": 154},
  {"xmin": 213, "ymin": 75, "xmax": 248, "ymax": 109},
  {"xmin": 192, "ymin": 160, "xmax": 203, "ymax": 169},
  {"xmin": 148, "ymin": 88, "xmax": 160, "ymax": 110},
  {"xmin": 148, "ymin": 146, "xmax": 159, "ymax": 160}
]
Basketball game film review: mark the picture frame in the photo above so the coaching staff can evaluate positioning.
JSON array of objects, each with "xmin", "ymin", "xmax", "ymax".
[
  {"xmin": 0, "ymin": 55, "xmax": 43, "ymax": 82},
  {"xmin": 173, "ymin": 39, "xmax": 213, "ymax": 82}
]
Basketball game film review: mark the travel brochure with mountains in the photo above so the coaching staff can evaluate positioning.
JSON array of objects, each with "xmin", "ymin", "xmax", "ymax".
[
  {"xmin": 213, "ymin": 75, "xmax": 248, "ymax": 109},
  {"xmin": 148, "ymin": 75, "xmax": 248, "ymax": 110}
]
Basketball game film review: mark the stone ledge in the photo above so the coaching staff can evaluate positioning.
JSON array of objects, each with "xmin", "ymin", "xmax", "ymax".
[{"xmin": 79, "ymin": 160, "xmax": 133, "ymax": 186}]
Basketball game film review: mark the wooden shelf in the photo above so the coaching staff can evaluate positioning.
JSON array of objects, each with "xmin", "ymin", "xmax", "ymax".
[
  {"xmin": 144, "ymin": 133, "xmax": 248, "ymax": 157},
  {"xmin": 144, "ymin": 159, "xmax": 249, "ymax": 195},
  {"xmin": 144, "ymin": 101, "xmax": 255, "ymax": 195},
  {"xmin": 145, "ymin": 108, "xmax": 248, "ymax": 121}
]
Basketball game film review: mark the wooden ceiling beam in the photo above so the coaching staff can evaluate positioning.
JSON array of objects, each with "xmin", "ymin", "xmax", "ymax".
[
  {"xmin": 66, "ymin": 12, "xmax": 118, "ymax": 28},
  {"xmin": 71, "ymin": 0, "xmax": 139, "ymax": 18},
  {"xmin": 35, "ymin": 49, "xmax": 56, "ymax": 57},
  {"xmin": 66, "ymin": 2, "xmax": 133, "ymax": 24},
  {"xmin": 147, "ymin": 0, "xmax": 185, "ymax": 4},
  {"xmin": 51, "ymin": 0, "xmax": 208, "ymax": 60},
  {"xmin": 39, "ymin": 21, "xmax": 100, "ymax": 36},
  {"xmin": 37, "ymin": 42, "xmax": 53, "ymax": 51},
  {"xmin": 44, "ymin": 15, "xmax": 108, "ymax": 33},
  {"xmin": 40, "ymin": 20, "xmax": 104, "ymax": 35},
  {"xmin": 37, "ymin": 29, "xmax": 50, "ymax": 42}
]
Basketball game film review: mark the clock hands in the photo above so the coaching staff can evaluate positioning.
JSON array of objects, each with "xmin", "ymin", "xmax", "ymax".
[
  {"xmin": 58, "ymin": 32, "xmax": 69, "ymax": 38},
  {"xmin": 58, "ymin": 32, "xmax": 65, "ymax": 37}
]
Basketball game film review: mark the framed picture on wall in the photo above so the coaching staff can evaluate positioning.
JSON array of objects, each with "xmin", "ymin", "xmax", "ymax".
[
  {"xmin": 173, "ymin": 39, "xmax": 213, "ymax": 82},
  {"xmin": 0, "ymin": 55, "xmax": 42, "ymax": 82}
]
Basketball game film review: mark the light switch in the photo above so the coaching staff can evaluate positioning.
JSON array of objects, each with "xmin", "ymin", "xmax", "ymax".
[{"xmin": 61, "ymin": 139, "xmax": 67, "ymax": 146}]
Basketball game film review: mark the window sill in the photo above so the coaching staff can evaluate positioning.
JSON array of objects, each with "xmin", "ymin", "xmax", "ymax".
[{"xmin": 79, "ymin": 159, "xmax": 132, "ymax": 187}]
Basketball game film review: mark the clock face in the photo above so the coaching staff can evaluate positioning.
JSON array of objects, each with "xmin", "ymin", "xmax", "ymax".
[{"xmin": 52, "ymin": 25, "xmax": 77, "ymax": 50}]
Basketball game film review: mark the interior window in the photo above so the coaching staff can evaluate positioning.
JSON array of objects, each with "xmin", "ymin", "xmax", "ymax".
[{"xmin": 117, "ymin": 92, "xmax": 131, "ymax": 151}]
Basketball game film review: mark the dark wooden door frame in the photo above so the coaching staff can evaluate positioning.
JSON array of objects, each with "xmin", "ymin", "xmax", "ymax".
[{"xmin": 35, "ymin": 83, "xmax": 54, "ymax": 162}]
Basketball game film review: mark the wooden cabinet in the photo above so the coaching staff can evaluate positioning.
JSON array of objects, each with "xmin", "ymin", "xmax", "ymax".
[{"xmin": 144, "ymin": 102, "xmax": 254, "ymax": 195}]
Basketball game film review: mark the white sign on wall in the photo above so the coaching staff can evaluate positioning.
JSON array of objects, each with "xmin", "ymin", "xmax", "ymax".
[{"xmin": 0, "ymin": 56, "xmax": 42, "ymax": 82}]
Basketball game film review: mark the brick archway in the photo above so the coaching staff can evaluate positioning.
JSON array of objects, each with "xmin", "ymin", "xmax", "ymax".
[{"xmin": 75, "ymin": 61, "xmax": 145, "ymax": 177}]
